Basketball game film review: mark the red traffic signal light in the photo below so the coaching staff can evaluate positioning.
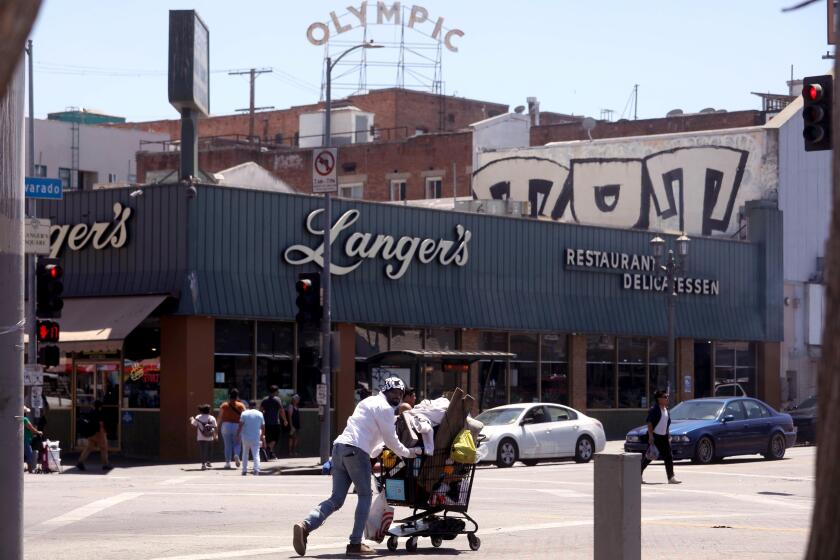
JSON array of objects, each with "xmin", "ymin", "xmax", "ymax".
[
  {"xmin": 295, "ymin": 272, "xmax": 322, "ymax": 324},
  {"xmin": 802, "ymin": 75, "xmax": 833, "ymax": 152},
  {"xmin": 805, "ymin": 84, "xmax": 823, "ymax": 102},
  {"xmin": 36, "ymin": 257, "xmax": 64, "ymax": 319},
  {"xmin": 36, "ymin": 320, "xmax": 60, "ymax": 343}
]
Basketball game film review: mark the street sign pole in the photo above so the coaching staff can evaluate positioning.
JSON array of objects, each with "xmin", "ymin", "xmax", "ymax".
[
  {"xmin": 25, "ymin": 41, "xmax": 37, "ymax": 409},
  {"xmin": 319, "ymin": 56, "xmax": 334, "ymax": 465}
]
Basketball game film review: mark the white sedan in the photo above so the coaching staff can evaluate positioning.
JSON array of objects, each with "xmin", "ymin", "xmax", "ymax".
[{"xmin": 475, "ymin": 403, "xmax": 607, "ymax": 468}]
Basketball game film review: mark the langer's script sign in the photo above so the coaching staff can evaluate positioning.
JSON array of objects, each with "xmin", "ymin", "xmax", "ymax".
[
  {"xmin": 284, "ymin": 209, "xmax": 471, "ymax": 279},
  {"xmin": 49, "ymin": 202, "xmax": 133, "ymax": 258}
]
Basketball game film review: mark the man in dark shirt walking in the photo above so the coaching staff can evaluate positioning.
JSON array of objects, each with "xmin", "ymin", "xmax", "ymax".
[
  {"xmin": 76, "ymin": 400, "xmax": 113, "ymax": 472},
  {"xmin": 260, "ymin": 385, "xmax": 288, "ymax": 459}
]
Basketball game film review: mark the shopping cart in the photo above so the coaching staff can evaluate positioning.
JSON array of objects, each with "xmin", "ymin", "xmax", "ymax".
[
  {"xmin": 376, "ymin": 437, "xmax": 483, "ymax": 552},
  {"xmin": 36, "ymin": 439, "xmax": 62, "ymax": 474}
]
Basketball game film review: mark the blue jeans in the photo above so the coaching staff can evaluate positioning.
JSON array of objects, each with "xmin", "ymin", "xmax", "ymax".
[
  {"xmin": 23, "ymin": 442, "xmax": 34, "ymax": 471},
  {"xmin": 303, "ymin": 443, "xmax": 372, "ymax": 545},
  {"xmin": 241, "ymin": 439, "xmax": 260, "ymax": 473},
  {"xmin": 220, "ymin": 422, "xmax": 241, "ymax": 464}
]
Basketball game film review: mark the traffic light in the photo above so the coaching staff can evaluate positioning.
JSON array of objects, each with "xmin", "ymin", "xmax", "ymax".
[
  {"xmin": 295, "ymin": 272, "xmax": 322, "ymax": 325},
  {"xmin": 36, "ymin": 320, "xmax": 60, "ymax": 343},
  {"xmin": 36, "ymin": 257, "xmax": 63, "ymax": 318},
  {"xmin": 38, "ymin": 345, "xmax": 60, "ymax": 367},
  {"xmin": 802, "ymin": 75, "xmax": 833, "ymax": 152}
]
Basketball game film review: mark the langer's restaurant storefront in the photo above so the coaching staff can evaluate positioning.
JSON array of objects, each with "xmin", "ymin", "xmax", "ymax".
[{"xmin": 37, "ymin": 184, "xmax": 782, "ymax": 460}]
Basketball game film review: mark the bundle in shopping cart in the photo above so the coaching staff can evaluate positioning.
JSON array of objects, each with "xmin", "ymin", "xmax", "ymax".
[{"xmin": 39, "ymin": 439, "xmax": 62, "ymax": 473}]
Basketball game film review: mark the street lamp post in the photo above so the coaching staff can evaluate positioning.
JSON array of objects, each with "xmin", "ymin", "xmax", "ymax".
[
  {"xmin": 320, "ymin": 41, "xmax": 383, "ymax": 463},
  {"xmin": 650, "ymin": 233, "xmax": 690, "ymax": 408}
]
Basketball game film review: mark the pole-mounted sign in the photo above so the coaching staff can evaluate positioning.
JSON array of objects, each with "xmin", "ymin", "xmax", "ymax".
[
  {"xmin": 168, "ymin": 10, "xmax": 209, "ymax": 180},
  {"xmin": 312, "ymin": 148, "xmax": 338, "ymax": 193}
]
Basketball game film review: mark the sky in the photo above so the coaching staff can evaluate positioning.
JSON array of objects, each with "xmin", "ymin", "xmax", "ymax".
[{"xmin": 27, "ymin": 0, "xmax": 834, "ymax": 123}]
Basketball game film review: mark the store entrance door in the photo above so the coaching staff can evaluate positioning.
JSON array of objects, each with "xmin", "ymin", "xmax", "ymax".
[{"xmin": 74, "ymin": 362, "xmax": 121, "ymax": 450}]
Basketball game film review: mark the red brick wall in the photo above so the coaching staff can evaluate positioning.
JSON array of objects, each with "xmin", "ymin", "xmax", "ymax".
[
  {"xmin": 530, "ymin": 110, "xmax": 766, "ymax": 145},
  {"xmin": 137, "ymin": 130, "xmax": 474, "ymax": 202},
  {"xmin": 116, "ymin": 88, "xmax": 505, "ymax": 147}
]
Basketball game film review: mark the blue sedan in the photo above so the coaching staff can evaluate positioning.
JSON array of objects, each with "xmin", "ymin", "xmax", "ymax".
[{"xmin": 624, "ymin": 397, "xmax": 797, "ymax": 464}]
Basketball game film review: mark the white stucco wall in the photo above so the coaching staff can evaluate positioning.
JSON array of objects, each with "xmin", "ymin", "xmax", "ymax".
[{"xmin": 26, "ymin": 118, "xmax": 168, "ymax": 184}]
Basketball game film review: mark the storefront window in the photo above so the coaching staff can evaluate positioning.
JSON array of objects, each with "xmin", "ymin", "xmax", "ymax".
[
  {"xmin": 617, "ymin": 337, "xmax": 647, "ymax": 408},
  {"xmin": 478, "ymin": 332, "xmax": 508, "ymax": 410},
  {"xmin": 123, "ymin": 321, "xmax": 161, "ymax": 409},
  {"xmin": 43, "ymin": 358, "xmax": 72, "ymax": 410},
  {"xmin": 510, "ymin": 333, "xmax": 538, "ymax": 404},
  {"xmin": 649, "ymin": 339, "xmax": 669, "ymax": 403},
  {"xmin": 214, "ymin": 356, "xmax": 254, "ymax": 408},
  {"xmin": 540, "ymin": 334, "xmax": 568, "ymax": 405},
  {"xmin": 391, "ymin": 327, "xmax": 423, "ymax": 351},
  {"xmin": 587, "ymin": 335, "xmax": 615, "ymax": 408},
  {"xmin": 216, "ymin": 319, "xmax": 254, "ymax": 354},
  {"xmin": 424, "ymin": 328, "xmax": 457, "ymax": 351},
  {"xmin": 714, "ymin": 341, "xmax": 756, "ymax": 396},
  {"xmin": 256, "ymin": 322, "xmax": 294, "ymax": 399},
  {"xmin": 355, "ymin": 325, "xmax": 389, "ymax": 403}
]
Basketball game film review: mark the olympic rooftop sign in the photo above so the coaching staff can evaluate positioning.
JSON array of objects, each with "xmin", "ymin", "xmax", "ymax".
[{"xmin": 306, "ymin": 2, "xmax": 465, "ymax": 52}]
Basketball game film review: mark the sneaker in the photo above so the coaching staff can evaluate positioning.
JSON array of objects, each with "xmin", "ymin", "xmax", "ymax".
[
  {"xmin": 241, "ymin": 471, "xmax": 247, "ymax": 476},
  {"xmin": 76, "ymin": 462, "xmax": 86, "ymax": 471},
  {"xmin": 234, "ymin": 455, "xmax": 241, "ymax": 467},
  {"xmin": 345, "ymin": 543, "xmax": 376, "ymax": 556},
  {"xmin": 224, "ymin": 462, "xmax": 231, "ymax": 469},
  {"xmin": 252, "ymin": 471, "xmax": 260, "ymax": 476},
  {"xmin": 668, "ymin": 477, "xmax": 682, "ymax": 484},
  {"xmin": 102, "ymin": 464, "xmax": 113, "ymax": 472},
  {"xmin": 201, "ymin": 464, "xmax": 207, "ymax": 471},
  {"xmin": 206, "ymin": 463, "xmax": 212, "ymax": 468},
  {"xmin": 293, "ymin": 523, "xmax": 309, "ymax": 556}
]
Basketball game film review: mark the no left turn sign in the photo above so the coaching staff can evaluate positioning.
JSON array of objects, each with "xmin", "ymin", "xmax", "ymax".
[{"xmin": 312, "ymin": 148, "xmax": 338, "ymax": 193}]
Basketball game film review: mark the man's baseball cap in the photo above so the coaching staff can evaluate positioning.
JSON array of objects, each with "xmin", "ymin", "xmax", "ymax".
[{"xmin": 381, "ymin": 377, "xmax": 406, "ymax": 393}]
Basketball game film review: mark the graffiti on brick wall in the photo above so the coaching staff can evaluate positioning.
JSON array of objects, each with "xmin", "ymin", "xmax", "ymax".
[{"xmin": 472, "ymin": 146, "xmax": 750, "ymax": 236}]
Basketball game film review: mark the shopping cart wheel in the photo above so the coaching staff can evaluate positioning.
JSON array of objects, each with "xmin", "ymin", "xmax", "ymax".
[
  {"xmin": 431, "ymin": 537, "xmax": 443, "ymax": 548},
  {"xmin": 406, "ymin": 537, "xmax": 418, "ymax": 552},
  {"xmin": 387, "ymin": 536, "xmax": 399, "ymax": 551},
  {"xmin": 468, "ymin": 533, "xmax": 481, "ymax": 551}
]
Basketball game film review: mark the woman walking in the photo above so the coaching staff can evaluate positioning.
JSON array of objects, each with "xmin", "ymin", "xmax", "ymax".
[{"xmin": 217, "ymin": 389, "xmax": 245, "ymax": 469}]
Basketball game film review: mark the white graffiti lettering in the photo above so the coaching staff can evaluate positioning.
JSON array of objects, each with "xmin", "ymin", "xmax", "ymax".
[{"xmin": 473, "ymin": 145, "xmax": 750, "ymax": 236}]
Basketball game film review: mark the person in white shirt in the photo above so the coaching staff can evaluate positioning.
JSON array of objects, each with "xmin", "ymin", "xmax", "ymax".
[
  {"xmin": 293, "ymin": 377, "xmax": 421, "ymax": 557},
  {"xmin": 189, "ymin": 404, "xmax": 217, "ymax": 470},
  {"xmin": 641, "ymin": 390, "xmax": 681, "ymax": 484},
  {"xmin": 236, "ymin": 400, "xmax": 265, "ymax": 476}
]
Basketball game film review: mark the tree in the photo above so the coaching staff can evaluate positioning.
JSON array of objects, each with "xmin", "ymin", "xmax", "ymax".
[{"xmin": 804, "ymin": 43, "xmax": 840, "ymax": 560}]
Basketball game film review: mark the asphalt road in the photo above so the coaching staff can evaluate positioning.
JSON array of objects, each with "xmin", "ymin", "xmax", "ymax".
[{"xmin": 23, "ymin": 442, "xmax": 814, "ymax": 559}]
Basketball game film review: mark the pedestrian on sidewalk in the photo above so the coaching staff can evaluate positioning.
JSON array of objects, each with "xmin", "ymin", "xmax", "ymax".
[
  {"xmin": 22, "ymin": 406, "xmax": 42, "ymax": 473},
  {"xmin": 260, "ymin": 385, "xmax": 288, "ymax": 459},
  {"xmin": 237, "ymin": 400, "xmax": 265, "ymax": 476},
  {"xmin": 292, "ymin": 377, "xmax": 421, "ymax": 557},
  {"xmin": 641, "ymin": 390, "xmax": 681, "ymax": 484},
  {"xmin": 190, "ymin": 404, "xmax": 217, "ymax": 470},
  {"xmin": 217, "ymin": 389, "xmax": 245, "ymax": 469},
  {"xmin": 286, "ymin": 394, "xmax": 301, "ymax": 457},
  {"xmin": 76, "ymin": 400, "xmax": 113, "ymax": 472}
]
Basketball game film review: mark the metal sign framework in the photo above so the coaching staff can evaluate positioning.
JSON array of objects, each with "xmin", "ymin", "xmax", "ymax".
[{"xmin": 315, "ymin": 4, "xmax": 460, "ymax": 99}]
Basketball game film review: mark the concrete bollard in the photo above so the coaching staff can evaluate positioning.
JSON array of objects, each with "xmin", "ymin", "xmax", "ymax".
[{"xmin": 594, "ymin": 453, "xmax": 641, "ymax": 560}]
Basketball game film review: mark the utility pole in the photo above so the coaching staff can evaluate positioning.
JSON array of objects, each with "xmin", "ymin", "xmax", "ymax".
[
  {"xmin": 633, "ymin": 84, "xmax": 639, "ymax": 120},
  {"xmin": 0, "ymin": 55, "xmax": 26, "ymax": 560},
  {"xmin": 25, "ymin": 40, "xmax": 36, "ymax": 382},
  {"xmin": 229, "ymin": 68, "xmax": 272, "ymax": 143}
]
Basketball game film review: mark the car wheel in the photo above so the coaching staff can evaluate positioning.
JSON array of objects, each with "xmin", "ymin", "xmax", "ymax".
[
  {"xmin": 692, "ymin": 436, "xmax": 715, "ymax": 465},
  {"xmin": 764, "ymin": 432, "xmax": 786, "ymax": 460},
  {"xmin": 521, "ymin": 459, "xmax": 539, "ymax": 466},
  {"xmin": 574, "ymin": 436, "xmax": 594, "ymax": 463},
  {"xmin": 496, "ymin": 439, "xmax": 518, "ymax": 468}
]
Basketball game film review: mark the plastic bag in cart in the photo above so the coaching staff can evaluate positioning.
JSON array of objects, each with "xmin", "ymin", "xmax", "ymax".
[{"xmin": 364, "ymin": 491, "xmax": 394, "ymax": 543}]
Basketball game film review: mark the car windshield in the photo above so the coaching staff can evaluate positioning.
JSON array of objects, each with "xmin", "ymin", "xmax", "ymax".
[
  {"xmin": 476, "ymin": 408, "xmax": 525, "ymax": 426},
  {"xmin": 670, "ymin": 400, "xmax": 724, "ymax": 420},
  {"xmin": 797, "ymin": 396, "xmax": 817, "ymax": 409}
]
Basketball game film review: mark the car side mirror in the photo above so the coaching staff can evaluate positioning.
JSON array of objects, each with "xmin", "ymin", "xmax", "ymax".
[
  {"xmin": 520, "ymin": 417, "xmax": 535, "ymax": 425},
  {"xmin": 722, "ymin": 414, "xmax": 735, "ymax": 423}
]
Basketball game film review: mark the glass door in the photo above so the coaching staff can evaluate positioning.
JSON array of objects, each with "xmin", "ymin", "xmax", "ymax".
[{"xmin": 74, "ymin": 361, "xmax": 121, "ymax": 450}]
